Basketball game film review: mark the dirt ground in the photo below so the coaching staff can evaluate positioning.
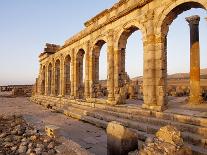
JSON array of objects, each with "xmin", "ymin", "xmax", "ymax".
[{"xmin": 0, "ymin": 95, "xmax": 107, "ymax": 155}]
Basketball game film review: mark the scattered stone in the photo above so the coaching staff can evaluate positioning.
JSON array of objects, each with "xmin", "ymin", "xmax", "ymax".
[
  {"xmin": 0, "ymin": 115, "xmax": 59, "ymax": 154},
  {"xmin": 35, "ymin": 147, "xmax": 42, "ymax": 154},
  {"xmin": 18, "ymin": 145, "xmax": 27, "ymax": 153},
  {"xmin": 138, "ymin": 125, "xmax": 192, "ymax": 155},
  {"xmin": 47, "ymin": 141, "xmax": 55, "ymax": 149}
]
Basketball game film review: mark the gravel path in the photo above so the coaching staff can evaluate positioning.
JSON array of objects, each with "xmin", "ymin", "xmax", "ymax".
[{"xmin": 0, "ymin": 96, "xmax": 107, "ymax": 155}]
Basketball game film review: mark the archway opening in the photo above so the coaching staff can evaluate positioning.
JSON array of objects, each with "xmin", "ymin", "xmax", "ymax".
[
  {"xmin": 48, "ymin": 63, "xmax": 52, "ymax": 95},
  {"xmin": 161, "ymin": 2, "xmax": 207, "ymax": 107},
  {"xmin": 55, "ymin": 59, "xmax": 61, "ymax": 96},
  {"xmin": 64, "ymin": 55, "xmax": 71, "ymax": 96},
  {"xmin": 77, "ymin": 49, "xmax": 85, "ymax": 98},
  {"xmin": 91, "ymin": 40, "xmax": 108, "ymax": 98},
  {"xmin": 117, "ymin": 26, "xmax": 144, "ymax": 105}
]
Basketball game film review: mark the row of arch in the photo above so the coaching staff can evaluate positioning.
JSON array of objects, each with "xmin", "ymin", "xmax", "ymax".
[{"xmin": 37, "ymin": 0, "xmax": 207, "ymax": 110}]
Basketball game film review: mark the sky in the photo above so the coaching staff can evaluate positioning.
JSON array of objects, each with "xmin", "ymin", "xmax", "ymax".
[{"xmin": 0, "ymin": 1, "xmax": 206, "ymax": 85}]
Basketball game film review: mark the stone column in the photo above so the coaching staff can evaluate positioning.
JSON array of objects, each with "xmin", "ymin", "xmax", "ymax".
[
  {"xmin": 51, "ymin": 60, "xmax": 56, "ymax": 96},
  {"xmin": 107, "ymin": 30, "xmax": 115, "ymax": 103},
  {"xmin": 89, "ymin": 51, "xmax": 95, "ymax": 98},
  {"xmin": 107, "ymin": 45, "xmax": 115, "ymax": 103},
  {"xmin": 84, "ymin": 45, "xmax": 90, "ymax": 98},
  {"xmin": 70, "ymin": 51, "xmax": 75, "ymax": 99},
  {"xmin": 186, "ymin": 15, "xmax": 202, "ymax": 104},
  {"xmin": 45, "ymin": 64, "xmax": 49, "ymax": 95},
  {"xmin": 60, "ymin": 56, "xmax": 65, "ymax": 97}
]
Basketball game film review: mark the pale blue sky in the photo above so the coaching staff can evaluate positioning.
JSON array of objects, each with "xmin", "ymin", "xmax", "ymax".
[{"xmin": 0, "ymin": 1, "xmax": 206, "ymax": 84}]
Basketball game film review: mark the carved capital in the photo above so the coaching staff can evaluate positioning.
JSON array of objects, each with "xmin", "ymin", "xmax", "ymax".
[{"xmin": 186, "ymin": 15, "xmax": 200, "ymax": 25}]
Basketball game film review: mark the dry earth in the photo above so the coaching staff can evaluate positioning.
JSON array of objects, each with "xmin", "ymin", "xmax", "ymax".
[{"xmin": 0, "ymin": 94, "xmax": 107, "ymax": 155}]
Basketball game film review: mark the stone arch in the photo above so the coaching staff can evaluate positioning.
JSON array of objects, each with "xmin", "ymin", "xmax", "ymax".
[
  {"xmin": 55, "ymin": 59, "xmax": 61, "ymax": 96},
  {"xmin": 41, "ymin": 65, "xmax": 46, "ymax": 95},
  {"xmin": 90, "ymin": 39, "xmax": 107, "ymax": 98},
  {"xmin": 154, "ymin": 0, "xmax": 207, "ymax": 107},
  {"xmin": 48, "ymin": 63, "xmax": 53, "ymax": 95},
  {"xmin": 156, "ymin": 0, "xmax": 207, "ymax": 36},
  {"xmin": 115, "ymin": 25, "xmax": 144, "ymax": 91},
  {"xmin": 64, "ymin": 54, "xmax": 71, "ymax": 96},
  {"xmin": 76, "ymin": 49, "xmax": 85, "ymax": 98},
  {"xmin": 114, "ymin": 20, "xmax": 146, "ymax": 50}
]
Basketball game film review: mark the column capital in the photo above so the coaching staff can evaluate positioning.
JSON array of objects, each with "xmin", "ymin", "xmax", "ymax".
[{"xmin": 186, "ymin": 15, "xmax": 200, "ymax": 25}]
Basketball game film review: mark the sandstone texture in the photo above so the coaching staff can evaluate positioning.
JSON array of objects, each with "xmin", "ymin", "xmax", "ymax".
[{"xmin": 138, "ymin": 125, "xmax": 192, "ymax": 155}]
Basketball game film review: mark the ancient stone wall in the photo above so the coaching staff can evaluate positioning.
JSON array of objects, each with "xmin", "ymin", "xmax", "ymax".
[{"xmin": 33, "ymin": 0, "xmax": 207, "ymax": 111}]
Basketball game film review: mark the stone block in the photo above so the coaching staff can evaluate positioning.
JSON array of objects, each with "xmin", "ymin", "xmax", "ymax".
[
  {"xmin": 107, "ymin": 121, "xmax": 138, "ymax": 155},
  {"xmin": 45, "ymin": 125, "xmax": 60, "ymax": 138}
]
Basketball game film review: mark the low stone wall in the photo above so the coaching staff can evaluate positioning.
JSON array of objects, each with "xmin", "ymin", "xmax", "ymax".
[{"xmin": 12, "ymin": 86, "xmax": 33, "ymax": 97}]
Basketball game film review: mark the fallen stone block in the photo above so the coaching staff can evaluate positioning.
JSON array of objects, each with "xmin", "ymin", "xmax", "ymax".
[
  {"xmin": 107, "ymin": 121, "xmax": 138, "ymax": 155},
  {"xmin": 138, "ymin": 125, "xmax": 192, "ymax": 155},
  {"xmin": 45, "ymin": 125, "xmax": 60, "ymax": 138}
]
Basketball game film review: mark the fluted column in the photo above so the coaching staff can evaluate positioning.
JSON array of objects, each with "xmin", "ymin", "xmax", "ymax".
[{"xmin": 186, "ymin": 15, "xmax": 202, "ymax": 104}]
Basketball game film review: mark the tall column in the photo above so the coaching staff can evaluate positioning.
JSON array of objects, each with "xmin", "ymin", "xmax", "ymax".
[
  {"xmin": 107, "ymin": 30, "xmax": 115, "ymax": 103},
  {"xmin": 51, "ymin": 61, "xmax": 55, "ymax": 96},
  {"xmin": 186, "ymin": 15, "xmax": 202, "ymax": 104},
  {"xmin": 84, "ymin": 45, "xmax": 90, "ymax": 98},
  {"xmin": 70, "ymin": 51, "xmax": 75, "ymax": 99},
  {"xmin": 89, "ymin": 51, "xmax": 95, "ymax": 98},
  {"xmin": 45, "ymin": 64, "xmax": 49, "ymax": 95},
  {"xmin": 142, "ymin": 17, "xmax": 165, "ymax": 111},
  {"xmin": 60, "ymin": 56, "xmax": 65, "ymax": 97}
]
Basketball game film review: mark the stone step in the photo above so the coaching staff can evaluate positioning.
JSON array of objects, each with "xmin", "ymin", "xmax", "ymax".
[
  {"xmin": 63, "ymin": 109, "xmax": 107, "ymax": 129},
  {"xmin": 65, "ymin": 103, "xmax": 207, "ymax": 151},
  {"xmin": 66, "ymin": 100, "xmax": 207, "ymax": 128},
  {"xmin": 63, "ymin": 107, "xmax": 207, "ymax": 155},
  {"xmin": 67, "ymin": 102, "xmax": 207, "ymax": 138}
]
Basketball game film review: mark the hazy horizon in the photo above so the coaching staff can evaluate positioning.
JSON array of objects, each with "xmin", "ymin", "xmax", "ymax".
[{"xmin": 0, "ymin": 1, "xmax": 206, "ymax": 86}]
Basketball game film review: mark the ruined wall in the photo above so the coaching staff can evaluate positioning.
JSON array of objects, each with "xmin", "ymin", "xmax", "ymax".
[{"xmin": 33, "ymin": 0, "xmax": 207, "ymax": 111}]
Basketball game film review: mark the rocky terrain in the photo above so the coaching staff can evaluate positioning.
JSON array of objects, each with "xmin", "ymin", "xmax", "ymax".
[{"xmin": 0, "ymin": 115, "xmax": 59, "ymax": 155}]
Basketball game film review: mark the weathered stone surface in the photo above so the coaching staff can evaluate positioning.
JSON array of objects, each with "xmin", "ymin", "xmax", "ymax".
[
  {"xmin": 107, "ymin": 121, "xmax": 138, "ymax": 155},
  {"xmin": 138, "ymin": 125, "xmax": 192, "ymax": 155}
]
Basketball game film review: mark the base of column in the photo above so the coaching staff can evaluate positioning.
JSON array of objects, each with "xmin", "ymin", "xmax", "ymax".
[
  {"xmin": 142, "ymin": 104, "xmax": 167, "ymax": 112},
  {"xmin": 188, "ymin": 96, "xmax": 203, "ymax": 105}
]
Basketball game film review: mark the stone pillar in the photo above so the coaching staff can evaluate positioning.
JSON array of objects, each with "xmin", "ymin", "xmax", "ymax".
[
  {"xmin": 70, "ymin": 51, "xmax": 75, "ymax": 98},
  {"xmin": 186, "ymin": 15, "xmax": 202, "ymax": 104},
  {"xmin": 84, "ymin": 45, "xmax": 90, "ymax": 98},
  {"xmin": 107, "ymin": 45, "xmax": 115, "ymax": 103},
  {"xmin": 51, "ymin": 61, "xmax": 56, "ymax": 96},
  {"xmin": 45, "ymin": 64, "xmax": 49, "ymax": 95},
  {"xmin": 89, "ymin": 51, "xmax": 94, "ymax": 98},
  {"xmin": 60, "ymin": 56, "xmax": 65, "ymax": 97},
  {"xmin": 74, "ymin": 56, "xmax": 78, "ymax": 98},
  {"xmin": 142, "ymin": 18, "xmax": 166, "ymax": 111}
]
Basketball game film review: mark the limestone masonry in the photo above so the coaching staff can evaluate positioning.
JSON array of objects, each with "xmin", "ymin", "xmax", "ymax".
[{"xmin": 32, "ymin": 0, "xmax": 207, "ymax": 111}]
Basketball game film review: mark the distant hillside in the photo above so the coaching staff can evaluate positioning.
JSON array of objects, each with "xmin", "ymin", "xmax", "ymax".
[
  {"xmin": 99, "ymin": 68, "xmax": 207, "ymax": 83},
  {"xmin": 201, "ymin": 68, "xmax": 207, "ymax": 75},
  {"xmin": 131, "ymin": 68, "xmax": 207, "ymax": 81}
]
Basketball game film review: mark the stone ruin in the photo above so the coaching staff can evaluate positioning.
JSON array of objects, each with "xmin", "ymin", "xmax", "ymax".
[
  {"xmin": 139, "ymin": 125, "xmax": 192, "ymax": 155},
  {"xmin": 106, "ymin": 121, "xmax": 192, "ymax": 155},
  {"xmin": 0, "ymin": 85, "xmax": 33, "ymax": 97}
]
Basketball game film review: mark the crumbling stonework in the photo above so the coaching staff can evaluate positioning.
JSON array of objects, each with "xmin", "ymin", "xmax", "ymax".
[
  {"xmin": 32, "ymin": 0, "xmax": 207, "ymax": 111},
  {"xmin": 138, "ymin": 125, "xmax": 192, "ymax": 155},
  {"xmin": 107, "ymin": 121, "xmax": 138, "ymax": 155}
]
